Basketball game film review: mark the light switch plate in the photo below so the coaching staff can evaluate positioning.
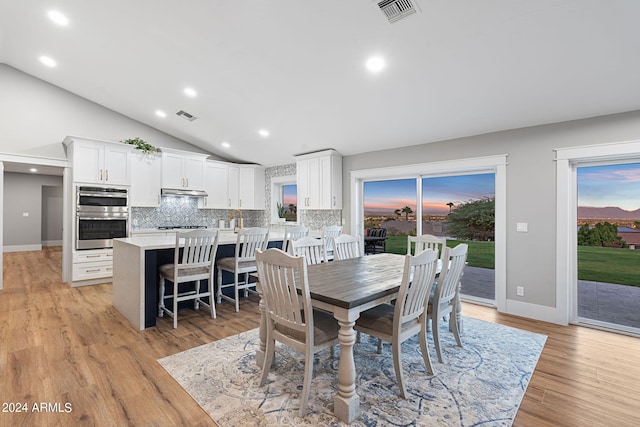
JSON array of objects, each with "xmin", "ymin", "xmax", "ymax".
[{"xmin": 516, "ymin": 222, "xmax": 528, "ymax": 232}]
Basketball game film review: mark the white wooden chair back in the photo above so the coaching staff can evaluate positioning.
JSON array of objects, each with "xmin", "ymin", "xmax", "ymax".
[
  {"xmin": 255, "ymin": 248, "xmax": 313, "ymax": 346},
  {"xmin": 291, "ymin": 236, "xmax": 326, "ymax": 265},
  {"xmin": 235, "ymin": 228, "xmax": 269, "ymax": 262},
  {"xmin": 322, "ymin": 224, "xmax": 342, "ymax": 259},
  {"xmin": 332, "ymin": 233, "xmax": 361, "ymax": 260},
  {"xmin": 395, "ymin": 249, "xmax": 439, "ymax": 327},
  {"xmin": 174, "ymin": 230, "xmax": 219, "ymax": 278},
  {"xmin": 282, "ymin": 225, "xmax": 310, "ymax": 254},
  {"xmin": 407, "ymin": 234, "xmax": 447, "ymax": 258},
  {"xmin": 434, "ymin": 244, "xmax": 468, "ymax": 306}
]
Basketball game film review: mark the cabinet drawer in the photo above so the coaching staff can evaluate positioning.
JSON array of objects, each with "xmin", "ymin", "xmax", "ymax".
[
  {"xmin": 73, "ymin": 249, "xmax": 113, "ymax": 263},
  {"xmin": 73, "ymin": 261, "xmax": 113, "ymax": 281}
]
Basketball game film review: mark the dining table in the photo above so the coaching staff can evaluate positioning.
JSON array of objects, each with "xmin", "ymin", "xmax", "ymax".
[{"xmin": 255, "ymin": 252, "xmax": 445, "ymax": 423}]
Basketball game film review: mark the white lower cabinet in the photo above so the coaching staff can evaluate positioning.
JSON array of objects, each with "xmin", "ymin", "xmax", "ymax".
[{"xmin": 72, "ymin": 249, "xmax": 113, "ymax": 281}]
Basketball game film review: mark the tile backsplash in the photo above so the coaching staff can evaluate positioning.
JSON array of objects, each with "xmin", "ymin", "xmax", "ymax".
[
  {"xmin": 131, "ymin": 197, "xmax": 265, "ymax": 229},
  {"xmin": 131, "ymin": 163, "xmax": 342, "ymax": 231}
]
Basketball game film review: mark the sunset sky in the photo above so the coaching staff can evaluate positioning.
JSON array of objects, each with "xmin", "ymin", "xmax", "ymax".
[
  {"xmin": 578, "ymin": 162, "xmax": 640, "ymax": 211},
  {"xmin": 282, "ymin": 184, "xmax": 297, "ymax": 206},
  {"xmin": 363, "ymin": 173, "xmax": 495, "ymax": 215}
]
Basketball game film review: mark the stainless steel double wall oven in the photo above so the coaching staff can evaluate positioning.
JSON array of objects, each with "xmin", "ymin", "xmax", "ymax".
[{"xmin": 76, "ymin": 186, "xmax": 129, "ymax": 250}]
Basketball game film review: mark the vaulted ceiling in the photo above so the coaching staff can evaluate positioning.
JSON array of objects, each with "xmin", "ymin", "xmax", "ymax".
[{"xmin": 1, "ymin": 0, "xmax": 639, "ymax": 166}]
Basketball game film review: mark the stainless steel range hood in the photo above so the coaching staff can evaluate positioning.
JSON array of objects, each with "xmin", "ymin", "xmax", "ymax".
[{"xmin": 161, "ymin": 188, "xmax": 208, "ymax": 198}]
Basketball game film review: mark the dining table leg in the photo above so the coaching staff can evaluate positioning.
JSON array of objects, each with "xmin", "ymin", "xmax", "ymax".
[
  {"xmin": 256, "ymin": 294, "xmax": 267, "ymax": 367},
  {"xmin": 333, "ymin": 309, "xmax": 360, "ymax": 423}
]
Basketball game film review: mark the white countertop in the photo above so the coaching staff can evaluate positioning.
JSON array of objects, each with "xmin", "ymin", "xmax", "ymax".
[{"xmin": 115, "ymin": 229, "xmax": 286, "ymax": 250}]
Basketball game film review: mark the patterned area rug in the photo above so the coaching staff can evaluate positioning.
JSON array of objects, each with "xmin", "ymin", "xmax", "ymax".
[{"xmin": 159, "ymin": 317, "xmax": 546, "ymax": 426}]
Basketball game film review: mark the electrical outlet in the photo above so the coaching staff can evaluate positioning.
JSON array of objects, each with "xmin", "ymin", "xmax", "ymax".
[
  {"xmin": 22, "ymin": 212, "xmax": 29, "ymax": 217},
  {"xmin": 516, "ymin": 286, "xmax": 524, "ymax": 297}
]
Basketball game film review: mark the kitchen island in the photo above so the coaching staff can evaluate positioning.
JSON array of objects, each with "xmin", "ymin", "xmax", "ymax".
[{"xmin": 112, "ymin": 230, "xmax": 284, "ymax": 330}]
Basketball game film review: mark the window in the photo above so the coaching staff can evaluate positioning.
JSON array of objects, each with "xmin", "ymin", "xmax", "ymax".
[
  {"xmin": 281, "ymin": 184, "xmax": 297, "ymax": 221},
  {"xmin": 271, "ymin": 176, "xmax": 297, "ymax": 224}
]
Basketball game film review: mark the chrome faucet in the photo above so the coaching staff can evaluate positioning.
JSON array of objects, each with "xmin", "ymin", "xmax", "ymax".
[{"xmin": 229, "ymin": 209, "xmax": 243, "ymax": 230}]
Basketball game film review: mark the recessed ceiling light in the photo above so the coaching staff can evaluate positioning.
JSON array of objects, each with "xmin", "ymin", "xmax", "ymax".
[
  {"xmin": 30, "ymin": 168, "xmax": 38, "ymax": 173},
  {"xmin": 258, "ymin": 129, "xmax": 270, "ymax": 137},
  {"xmin": 366, "ymin": 55, "xmax": 386, "ymax": 73},
  {"xmin": 39, "ymin": 55, "xmax": 57, "ymax": 67},
  {"xmin": 48, "ymin": 10, "xmax": 69, "ymax": 26},
  {"xmin": 155, "ymin": 110, "xmax": 167, "ymax": 118},
  {"xmin": 221, "ymin": 141, "xmax": 231, "ymax": 148},
  {"xmin": 183, "ymin": 87, "xmax": 197, "ymax": 98}
]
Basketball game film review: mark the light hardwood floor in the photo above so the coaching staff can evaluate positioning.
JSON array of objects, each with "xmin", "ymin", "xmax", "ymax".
[{"xmin": 1, "ymin": 247, "xmax": 639, "ymax": 426}]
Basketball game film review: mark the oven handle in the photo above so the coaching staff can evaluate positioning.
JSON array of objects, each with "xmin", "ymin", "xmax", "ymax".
[
  {"xmin": 78, "ymin": 191, "xmax": 128, "ymax": 198},
  {"xmin": 77, "ymin": 216, "xmax": 128, "ymax": 220}
]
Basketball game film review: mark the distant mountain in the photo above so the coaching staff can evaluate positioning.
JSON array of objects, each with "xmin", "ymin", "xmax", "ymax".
[{"xmin": 578, "ymin": 206, "xmax": 640, "ymax": 220}]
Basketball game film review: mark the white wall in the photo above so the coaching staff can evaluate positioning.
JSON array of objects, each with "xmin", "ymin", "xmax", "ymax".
[
  {"xmin": 0, "ymin": 64, "xmax": 223, "ymax": 159},
  {"xmin": 342, "ymin": 110, "xmax": 640, "ymax": 322}
]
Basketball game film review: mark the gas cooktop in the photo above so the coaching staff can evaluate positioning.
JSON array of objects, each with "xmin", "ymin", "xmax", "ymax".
[{"xmin": 157, "ymin": 225, "xmax": 207, "ymax": 230}]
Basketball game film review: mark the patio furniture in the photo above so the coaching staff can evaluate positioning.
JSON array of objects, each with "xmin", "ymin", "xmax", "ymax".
[{"xmin": 364, "ymin": 228, "xmax": 387, "ymax": 254}]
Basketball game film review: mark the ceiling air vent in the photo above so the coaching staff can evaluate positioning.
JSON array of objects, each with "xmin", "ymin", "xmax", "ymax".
[
  {"xmin": 377, "ymin": 0, "xmax": 419, "ymax": 23},
  {"xmin": 176, "ymin": 110, "xmax": 197, "ymax": 121}
]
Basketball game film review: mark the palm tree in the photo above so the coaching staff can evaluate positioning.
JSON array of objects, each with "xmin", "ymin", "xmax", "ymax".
[
  {"xmin": 446, "ymin": 202, "xmax": 454, "ymax": 212},
  {"xmin": 394, "ymin": 208, "xmax": 402, "ymax": 220},
  {"xmin": 401, "ymin": 205, "xmax": 413, "ymax": 221}
]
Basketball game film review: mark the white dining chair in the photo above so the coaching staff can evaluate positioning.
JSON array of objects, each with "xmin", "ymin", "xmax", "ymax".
[
  {"xmin": 290, "ymin": 236, "xmax": 326, "ymax": 265},
  {"xmin": 321, "ymin": 225, "xmax": 342, "ymax": 261},
  {"xmin": 216, "ymin": 227, "xmax": 269, "ymax": 312},
  {"xmin": 332, "ymin": 233, "xmax": 361, "ymax": 260},
  {"xmin": 428, "ymin": 243, "xmax": 468, "ymax": 363},
  {"xmin": 355, "ymin": 249, "xmax": 439, "ymax": 397},
  {"xmin": 255, "ymin": 248, "xmax": 339, "ymax": 417},
  {"xmin": 408, "ymin": 234, "xmax": 447, "ymax": 260},
  {"xmin": 158, "ymin": 229, "xmax": 219, "ymax": 328},
  {"xmin": 282, "ymin": 225, "xmax": 310, "ymax": 254}
]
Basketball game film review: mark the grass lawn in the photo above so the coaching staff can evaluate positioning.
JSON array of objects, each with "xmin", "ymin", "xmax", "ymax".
[
  {"xmin": 384, "ymin": 236, "xmax": 495, "ymax": 269},
  {"xmin": 383, "ymin": 236, "xmax": 640, "ymax": 286},
  {"xmin": 578, "ymin": 245, "xmax": 640, "ymax": 286}
]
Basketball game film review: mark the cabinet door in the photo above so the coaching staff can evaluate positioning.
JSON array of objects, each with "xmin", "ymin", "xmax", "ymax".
[
  {"xmin": 203, "ymin": 162, "xmax": 229, "ymax": 209},
  {"xmin": 161, "ymin": 153, "xmax": 185, "ymax": 188},
  {"xmin": 306, "ymin": 157, "xmax": 321, "ymax": 209},
  {"xmin": 73, "ymin": 142, "xmax": 104, "ymax": 183},
  {"xmin": 130, "ymin": 153, "xmax": 161, "ymax": 207},
  {"xmin": 239, "ymin": 166, "xmax": 265, "ymax": 209},
  {"xmin": 183, "ymin": 156, "xmax": 205, "ymax": 190},
  {"xmin": 227, "ymin": 165, "xmax": 240, "ymax": 209},
  {"xmin": 103, "ymin": 144, "xmax": 131, "ymax": 185}
]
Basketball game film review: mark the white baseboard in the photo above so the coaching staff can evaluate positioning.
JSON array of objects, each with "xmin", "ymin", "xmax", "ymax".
[
  {"xmin": 42, "ymin": 240, "xmax": 63, "ymax": 247},
  {"xmin": 503, "ymin": 299, "xmax": 568, "ymax": 326},
  {"xmin": 3, "ymin": 244, "xmax": 43, "ymax": 253}
]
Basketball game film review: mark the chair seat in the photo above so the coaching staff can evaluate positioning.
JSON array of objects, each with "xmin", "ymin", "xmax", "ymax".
[
  {"xmin": 357, "ymin": 303, "xmax": 419, "ymax": 335},
  {"xmin": 275, "ymin": 309, "xmax": 339, "ymax": 345},
  {"xmin": 159, "ymin": 264, "xmax": 210, "ymax": 280},
  {"xmin": 216, "ymin": 257, "xmax": 257, "ymax": 273}
]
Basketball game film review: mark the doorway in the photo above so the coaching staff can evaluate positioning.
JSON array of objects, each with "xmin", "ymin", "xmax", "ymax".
[
  {"xmin": 576, "ymin": 162, "xmax": 640, "ymax": 330},
  {"xmin": 0, "ymin": 157, "xmax": 68, "ymax": 290}
]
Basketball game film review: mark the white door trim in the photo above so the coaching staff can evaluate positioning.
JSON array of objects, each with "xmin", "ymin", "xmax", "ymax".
[
  {"xmin": 350, "ymin": 154, "xmax": 508, "ymax": 312},
  {"xmin": 556, "ymin": 139, "xmax": 640, "ymax": 327}
]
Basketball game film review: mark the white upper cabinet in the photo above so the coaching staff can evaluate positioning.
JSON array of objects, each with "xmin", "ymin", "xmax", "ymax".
[
  {"xmin": 202, "ymin": 161, "xmax": 229, "ymax": 209},
  {"xmin": 227, "ymin": 165, "xmax": 240, "ymax": 208},
  {"xmin": 296, "ymin": 150, "xmax": 342, "ymax": 210},
  {"xmin": 201, "ymin": 162, "xmax": 264, "ymax": 209},
  {"xmin": 238, "ymin": 165, "xmax": 265, "ymax": 209},
  {"xmin": 160, "ymin": 148, "xmax": 207, "ymax": 190},
  {"xmin": 64, "ymin": 136, "xmax": 132, "ymax": 185},
  {"xmin": 130, "ymin": 152, "xmax": 161, "ymax": 207}
]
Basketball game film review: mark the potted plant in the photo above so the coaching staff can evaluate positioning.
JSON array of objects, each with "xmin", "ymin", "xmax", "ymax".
[
  {"xmin": 121, "ymin": 137, "xmax": 159, "ymax": 155},
  {"xmin": 276, "ymin": 202, "xmax": 287, "ymax": 222}
]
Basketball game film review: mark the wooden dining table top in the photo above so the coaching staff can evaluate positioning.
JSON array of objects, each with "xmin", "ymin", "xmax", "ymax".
[{"xmin": 305, "ymin": 253, "xmax": 407, "ymax": 309}]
